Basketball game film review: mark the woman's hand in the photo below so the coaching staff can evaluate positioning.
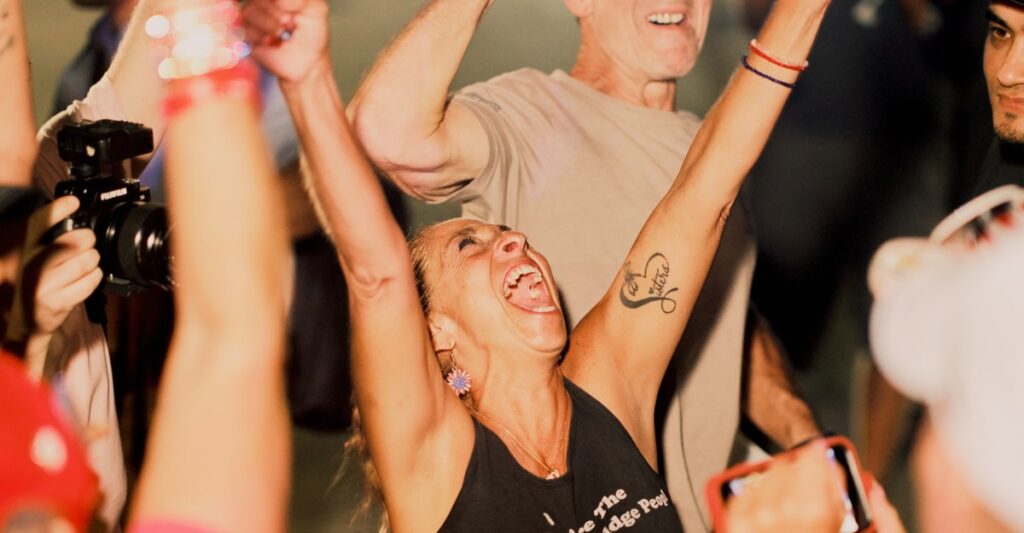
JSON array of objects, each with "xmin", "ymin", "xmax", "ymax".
[{"xmin": 243, "ymin": 0, "xmax": 330, "ymax": 84}]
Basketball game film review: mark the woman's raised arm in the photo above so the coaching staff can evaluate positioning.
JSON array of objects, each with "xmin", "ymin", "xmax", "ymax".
[
  {"xmin": 567, "ymin": 0, "xmax": 830, "ymax": 428},
  {"xmin": 245, "ymin": 0, "xmax": 473, "ymax": 526}
]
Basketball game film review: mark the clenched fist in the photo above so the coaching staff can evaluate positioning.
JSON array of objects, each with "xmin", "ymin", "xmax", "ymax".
[{"xmin": 243, "ymin": 0, "xmax": 330, "ymax": 84}]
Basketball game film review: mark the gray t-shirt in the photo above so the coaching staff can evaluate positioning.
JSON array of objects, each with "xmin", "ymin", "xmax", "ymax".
[{"xmin": 440, "ymin": 68, "xmax": 756, "ymax": 531}]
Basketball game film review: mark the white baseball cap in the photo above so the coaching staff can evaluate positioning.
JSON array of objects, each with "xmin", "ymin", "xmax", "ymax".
[{"xmin": 869, "ymin": 185, "xmax": 1024, "ymax": 530}]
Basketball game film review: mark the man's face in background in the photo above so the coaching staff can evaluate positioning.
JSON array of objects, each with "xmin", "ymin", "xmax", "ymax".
[
  {"xmin": 570, "ymin": 0, "xmax": 713, "ymax": 83},
  {"xmin": 985, "ymin": 2, "xmax": 1024, "ymax": 143}
]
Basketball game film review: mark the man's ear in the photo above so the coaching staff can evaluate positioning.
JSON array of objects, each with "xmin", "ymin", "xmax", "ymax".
[
  {"xmin": 562, "ymin": 0, "xmax": 594, "ymax": 19},
  {"xmin": 427, "ymin": 313, "xmax": 457, "ymax": 353}
]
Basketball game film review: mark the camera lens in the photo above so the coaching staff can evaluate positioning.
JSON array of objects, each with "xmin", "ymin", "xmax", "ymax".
[{"xmin": 95, "ymin": 202, "xmax": 173, "ymax": 291}]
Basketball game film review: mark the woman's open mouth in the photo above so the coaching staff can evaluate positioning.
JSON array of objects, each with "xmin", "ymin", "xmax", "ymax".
[{"xmin": 502, "ymin": 263, "xmax": 558, "ymax": 313}]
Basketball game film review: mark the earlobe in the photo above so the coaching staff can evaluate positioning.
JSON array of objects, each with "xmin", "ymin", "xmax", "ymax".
[
  {"xmin": 562, "ymin": 0, "xmax": 594, "ymax": 18},
  {"xmin": 428, "ymin": 314, "xmax": 456, "ymax": 353}
]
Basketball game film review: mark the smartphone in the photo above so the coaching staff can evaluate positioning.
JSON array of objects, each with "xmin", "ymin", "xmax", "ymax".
[{"xmin": 705, "ymin": 436, "xmax": 874, "ymax": 533}]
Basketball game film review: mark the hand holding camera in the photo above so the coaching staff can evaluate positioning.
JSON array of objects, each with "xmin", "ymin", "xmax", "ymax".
[{"xmin": 4, "ymin": 196, "xmax": 101, "ymax": 374}]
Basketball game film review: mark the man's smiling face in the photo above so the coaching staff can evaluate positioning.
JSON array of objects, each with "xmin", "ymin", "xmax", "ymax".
[
  {"xmin": 985, "ymin": 2, "xmax": 1024, "ymax": 143},
  {"xmin": 574, "ymin": 0, "xmax": 713, "ymax": 82}
]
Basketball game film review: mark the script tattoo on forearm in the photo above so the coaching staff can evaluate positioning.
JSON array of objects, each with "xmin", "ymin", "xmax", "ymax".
[{"xmin": 619, "ymin": 252, "xmax": 678, "ymax": 314}]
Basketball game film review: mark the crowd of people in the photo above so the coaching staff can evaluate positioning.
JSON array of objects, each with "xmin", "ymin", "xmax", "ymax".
[{"xmin": 0, "ymin": 0, "xmax": 1021, "ymax": 531}]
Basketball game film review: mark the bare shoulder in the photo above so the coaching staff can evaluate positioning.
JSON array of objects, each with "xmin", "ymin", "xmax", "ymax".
[{"xmin": 378, "ymin": 389, "xmax": 477, "ymax": 531}]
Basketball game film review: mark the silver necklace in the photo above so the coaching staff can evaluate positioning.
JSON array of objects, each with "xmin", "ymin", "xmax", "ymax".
[{"xmin": 469, "ymin": 390, "xmax": 571, "ymax": 480}]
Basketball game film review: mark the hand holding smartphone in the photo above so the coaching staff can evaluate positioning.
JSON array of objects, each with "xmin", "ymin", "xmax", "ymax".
[{"xmin": 706, "ymin": 436, "xmax": 875, "ymax": 533}]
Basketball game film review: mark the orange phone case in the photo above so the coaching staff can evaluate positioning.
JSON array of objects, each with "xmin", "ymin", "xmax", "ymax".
[{"xmin": 704, "ymin": 435, "xmax": 875, "ymax": 533}]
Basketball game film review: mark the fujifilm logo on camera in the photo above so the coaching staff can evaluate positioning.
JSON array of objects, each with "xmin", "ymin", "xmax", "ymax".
[{"xmin": 100, "ymin": 188, "xmax": 129, "ymax": 201}]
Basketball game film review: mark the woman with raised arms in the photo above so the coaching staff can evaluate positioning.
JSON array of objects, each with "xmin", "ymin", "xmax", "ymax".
[{"xmin": 243, "ymin": 0, "xmax": 830, "ymax": 530}]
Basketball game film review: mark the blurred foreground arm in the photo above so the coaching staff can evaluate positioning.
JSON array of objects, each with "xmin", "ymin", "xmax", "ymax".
[
  {"xmin": 129, "ymin": 2, "xmax": 291, "ymax": 530},
  {"xmin": 0, "ymin": 0, "xmax": 35, "ymax": 186},
  {"xmin": 1, "ymin": 0, "xmax": 37, "ymax": 341}
]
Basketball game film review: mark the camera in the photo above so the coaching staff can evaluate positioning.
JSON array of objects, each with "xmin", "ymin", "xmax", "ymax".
[{"xmin": 52, "ymin": 120, "xmax": 173, "ymax": 302}]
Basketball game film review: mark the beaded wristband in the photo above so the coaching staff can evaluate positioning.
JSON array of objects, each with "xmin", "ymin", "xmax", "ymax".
[
  {"xmin": 162, "ymin": 60, "xmax": 261, "ymax": 119},
  {"xmin": 741, "ymin": 56, "xmax": 797, "ymax": 90},
  {"xmin": 749, "ymin": 39, "xmax": 808, "ymax": 72}
]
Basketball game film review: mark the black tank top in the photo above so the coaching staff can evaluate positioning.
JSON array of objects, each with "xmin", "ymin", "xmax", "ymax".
[{"xmin": 439, "ymin": 380, "xmax": 684, "ymax": 532}]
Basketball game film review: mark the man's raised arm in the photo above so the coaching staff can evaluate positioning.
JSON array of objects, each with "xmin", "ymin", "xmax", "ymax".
[
  {"xmin": 347, "ymin": 0, "xmax": 492, "ymax": 201},
  {"xmin": 243, "ymin": 0, "xmax": 491, "ymax": 199}
]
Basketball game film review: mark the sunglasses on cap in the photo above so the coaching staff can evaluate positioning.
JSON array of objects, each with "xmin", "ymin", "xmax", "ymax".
[{"xmin": 931, "ymin": 185, "xmax": 1024, "ymax": 247}]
